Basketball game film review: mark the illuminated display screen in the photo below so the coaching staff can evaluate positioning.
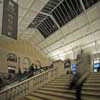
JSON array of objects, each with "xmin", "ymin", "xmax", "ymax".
[
  {"xmin": 94, "ymin": 69, "xmax": 97, "ymax": 72},
  {"xmin": 71, "ymin": 64, "xmax": 77, "ymax": 75},
  {"xmin": 72, "ymin": 64, "xmax": 77, "ymax": 70},
  {"xmin": 94, "ymin": 63, "xmax": 100, "ymax": 68}
]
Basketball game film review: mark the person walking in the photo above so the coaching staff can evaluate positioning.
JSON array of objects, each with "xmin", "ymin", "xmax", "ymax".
[
  {"xmin": 69, "ymin": 50, "xmax": 90, "ymax": 100},
  {"xmin": 64, "ymin": 59, "xmax": 71, "ymax": 74}
]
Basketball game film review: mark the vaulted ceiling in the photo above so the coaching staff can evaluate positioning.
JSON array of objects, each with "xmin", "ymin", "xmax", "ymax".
[
  {"xmin": 0, "ymin": 0, "xmax": 100, "ymax": 61},
  {"xmin": 18, "ymin": 0, "xmax": 100, "ymax": 60}
]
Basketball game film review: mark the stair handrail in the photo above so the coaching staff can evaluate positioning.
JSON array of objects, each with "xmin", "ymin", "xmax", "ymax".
[{"xmin": 0, "ymin": 67, "xmax": 57, "ymax": 100}]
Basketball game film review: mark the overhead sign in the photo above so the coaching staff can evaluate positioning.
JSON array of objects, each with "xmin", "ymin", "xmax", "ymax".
[{"xmin": 2, "ymin": 0, "xmax": 18, "ymax": 39}]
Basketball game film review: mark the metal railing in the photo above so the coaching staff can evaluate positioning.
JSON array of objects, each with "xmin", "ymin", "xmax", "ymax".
[{"xmin": 0, "ymin": 67, "xmax": 57, "ymax": 100}]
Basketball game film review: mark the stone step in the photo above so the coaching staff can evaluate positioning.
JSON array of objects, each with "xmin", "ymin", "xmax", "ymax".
[
  {"xmin": 89, "ymin": 73, "xmax": 100, "ymax": 75},
  {"xmin": 89, "ymin": 75, "xmax": 100, "ymax": 77},
  {"xmin": 52, "ymin": 80, "xmax": 100, "ymax": 84},
  {"xmin": 48, "ymin": 82, "xmax": 100, "ymax": 86},
  {"xmin": 40, "ymin": 87, "xmax": 100, "ymax": 96},
  {"xmin": 33, "ymin": 90, "xmax": 75, "ymax": 100},
  {"xmin": 30, "ymin": 91, "xmax": 73, "ymax": 100},
  {"xmin": 54, "ymin": 77, "xmax": 100, "ymax": 82},
  {"xmin": 24, "ymin": 96, "xmax": 42, "ymax": 100},
  {"xmin": 51, "ymin": 79, "xmax": 100, "ymax": 83},
  {"xmin": 34, "ymin": 89, "xmax": 100, "ymax": 100},
  {"xmin": 46, "ymin": 84, "xmax": 100, "ymax": 89},
  {"xmin": 17, "ymin": 97, "xmax": 27, "ymax": 100},
  {"xmin": 87, "ymin": 78, "xmax": 100, "ymax": 81},
  {"xmin": 45, "ymin": 85, "xmax": 100, "ymax": 91},
  {"xmin": 89, "ymin": 76, "xmax": 100, "ymax": 78}
]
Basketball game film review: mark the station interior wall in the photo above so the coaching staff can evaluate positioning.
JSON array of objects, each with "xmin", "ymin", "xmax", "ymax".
[
  {"xmin": 0, "ymin": 37, "xmax": 49, "ymax": 73},
  {"xmin": 0, "ymin": 2, "xmax": 100, "ymax": 73}
]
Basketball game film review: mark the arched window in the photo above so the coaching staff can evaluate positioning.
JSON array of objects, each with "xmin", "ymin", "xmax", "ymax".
[{"xmin": 7, "ymin": 53, "xmax": 17, "ymax": 62}]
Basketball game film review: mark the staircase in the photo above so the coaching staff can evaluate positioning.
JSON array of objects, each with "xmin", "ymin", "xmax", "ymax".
[{"xmin": 20, "ymin": 73, "xmax": 100, "ymax": 100}]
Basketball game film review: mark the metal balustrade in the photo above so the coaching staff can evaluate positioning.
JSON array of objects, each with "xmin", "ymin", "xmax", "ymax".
[{"xmin": 0, "ymin": 67, "xmax": 57, "ymax": 100}]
